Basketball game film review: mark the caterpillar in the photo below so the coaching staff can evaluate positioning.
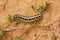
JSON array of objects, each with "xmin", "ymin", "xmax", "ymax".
[{"xmin": 13, "ymin": 13, "xmax": 42, "ymax": 23}]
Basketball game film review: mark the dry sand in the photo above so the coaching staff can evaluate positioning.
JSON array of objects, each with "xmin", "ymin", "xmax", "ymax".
[{"xmin": 0, "ymin": 0, "xmax": 60, "ymax": 40}]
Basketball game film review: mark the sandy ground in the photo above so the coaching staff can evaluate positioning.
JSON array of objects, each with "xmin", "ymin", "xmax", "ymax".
[{"xmin": 0, "ymin": 0, "xmax": 60, "ymax": 40}]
